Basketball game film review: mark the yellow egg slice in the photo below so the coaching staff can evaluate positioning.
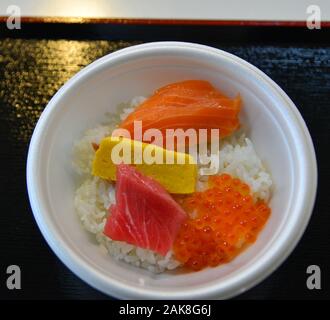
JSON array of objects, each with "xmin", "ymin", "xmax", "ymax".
[{"xmin": 92, "ymin": 137, "xmax": 197, "ymax": 194}]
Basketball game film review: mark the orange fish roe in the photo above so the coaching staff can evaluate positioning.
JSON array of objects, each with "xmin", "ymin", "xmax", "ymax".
[{"xmin": 173, "ymin": 174, "xmax": 271, "ymax": 271}]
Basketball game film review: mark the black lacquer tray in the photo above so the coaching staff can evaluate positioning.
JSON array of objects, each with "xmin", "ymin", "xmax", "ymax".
[{"xmin": 0, "ymin": 22, "xmax": 329, "ymax": 299}]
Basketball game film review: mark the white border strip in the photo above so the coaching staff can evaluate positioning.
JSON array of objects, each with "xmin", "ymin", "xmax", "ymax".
[{"xmin": 1, "ymin": 0, "xmax": 329, "ymax": 21}]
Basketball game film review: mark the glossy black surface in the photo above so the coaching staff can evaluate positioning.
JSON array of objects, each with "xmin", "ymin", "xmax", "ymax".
[{"xmin": 0, "ymin": 24, "xmax": 329, "ymax": 300}]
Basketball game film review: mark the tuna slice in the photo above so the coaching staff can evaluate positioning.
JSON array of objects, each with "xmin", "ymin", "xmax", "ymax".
[{"xmin": 103, "ymin": 164, "xmax": 187, "ymax": 256}]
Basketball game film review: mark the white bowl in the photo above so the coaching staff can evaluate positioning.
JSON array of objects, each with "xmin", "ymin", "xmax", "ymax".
[{"xmin": 27, "ymin": 42, "xmax": 317, "ymax": 299}]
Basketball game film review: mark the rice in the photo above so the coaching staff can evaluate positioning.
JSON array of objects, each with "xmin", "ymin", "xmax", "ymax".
[
  {"xmin": 72, "ymin": 96, "xmax": 146, "ymax": 176},
  {"xmin": 198, "ymin": 133, "xmax": 272, "ymax": 202},
  {"xmin": 73, "ymin": 97, "xmax": 272, "ymax": 273}
]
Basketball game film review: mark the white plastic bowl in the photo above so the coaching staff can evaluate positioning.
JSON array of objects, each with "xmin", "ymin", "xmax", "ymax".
[{"xmin": 27, "ymin": 42, "xmax": 317, "ymax": 299}]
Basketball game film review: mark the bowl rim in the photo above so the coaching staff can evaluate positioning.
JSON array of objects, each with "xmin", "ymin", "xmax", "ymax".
[{"xmin": 26, "ymin": 41, "xmax": 317, "ymax": 299}]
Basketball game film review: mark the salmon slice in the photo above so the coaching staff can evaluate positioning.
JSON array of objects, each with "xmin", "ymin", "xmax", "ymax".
[
  {"xmin": 118, "ymin": 80, "xmax": 241, "ymax": 145},
  {"xmin": 103, "ymin": 164, "xmax": 187, "ymax": 256}
]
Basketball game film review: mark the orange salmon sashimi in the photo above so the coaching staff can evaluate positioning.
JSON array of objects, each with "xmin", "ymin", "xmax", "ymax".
[{"xmin": 117, "ymin": 80, "xmax": 241, "ymax": 146}]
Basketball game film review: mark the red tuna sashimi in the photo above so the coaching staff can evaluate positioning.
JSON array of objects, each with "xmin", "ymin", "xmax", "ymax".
[{"xmin": 103, "ymin": 164, "xmax": 187, "ymax": 256}]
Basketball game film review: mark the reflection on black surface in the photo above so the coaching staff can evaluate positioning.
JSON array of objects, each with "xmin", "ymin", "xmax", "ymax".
[{"xmin": 0, "ymin": 39, "xmax": 134, "ymax": 142}]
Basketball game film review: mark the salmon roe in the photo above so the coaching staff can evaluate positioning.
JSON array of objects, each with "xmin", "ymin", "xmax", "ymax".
[{"xmin": 173, "ymin": 174, "xmax": 271, "ymax": 271}]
